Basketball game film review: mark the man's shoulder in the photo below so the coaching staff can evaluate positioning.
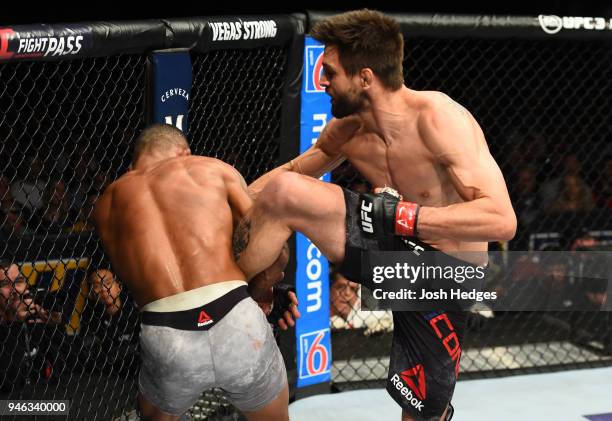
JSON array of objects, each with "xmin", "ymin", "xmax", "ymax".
[
  {"xmin": 98, "ymin": 171, "xmax": 147, "ymax": 205},
  {"xmin": 182, "ymin": 156, "xmax": 242, "ymax": 182},
  {"xmin": 414, "ymin": 90, "xmax": 473, "ymax": 136},
  {"xmin": 414, "ymin": 90, "xmax": 466, "ymax": 116},
  {"xmin": 182, "ymin": 155, "xmax": 233, "ymax": 171},
  {"xmin": 104, "ymin": 172, "xmax": 136, "ymax": 193}
]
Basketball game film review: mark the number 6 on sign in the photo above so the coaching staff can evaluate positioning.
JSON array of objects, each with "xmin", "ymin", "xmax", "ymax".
[{"xmin": 299, "ymin": 329, "xmax": 331, "ymax": 380}]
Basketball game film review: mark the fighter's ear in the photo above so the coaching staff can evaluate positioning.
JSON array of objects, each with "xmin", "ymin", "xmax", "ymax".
[{"xmin": 359, "ymin": 68, "xmax": 374, "ymax": 89}]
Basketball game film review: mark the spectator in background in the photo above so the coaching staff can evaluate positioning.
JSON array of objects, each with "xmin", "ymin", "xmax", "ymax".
[
  {"xmin": 567, "ymin": 225, "xmax": 598, "ymax": 251},
  {"xmin": 593, "ymin": 155, "xmax": 612, "ymax": 209},
  {"xmin": 74, "ymin": 267, "xmax": 138, "ymax": 375},
  {"xmin": 38, "ymin": 180, "xmax": 71, "ymax": 234},
  {"xmin": 330, "ymin": 272, "xmax": 359, "ymax": 327},
  {"xmin": 0, "ymin": 259, "xmax": 48, "ymax": 323},
  {"xmin": 511, "ymin": 165, "xmax": 539, "ymax": 248},
  {"xmin": 540, "ymin": 153, "xmax": 592, "ymax": 211},
  {"xmin": 66, "ymin": 143, "xmax": 97, "ymax": 215},
  {"xmin": 10, "ymin": 156, "xmax": 47, "ymax": 212},
  {"xmin": 330, "ymin": 271, "xmax": 393, "ymax": 335},
  {"xmin": 1, "ymin": 207, "xmax": 32, "ymax": 240},
  {"xmin": 547, "ymin": 174, "xmax": 594, "ymax": 213},
  {"xmin": 582, "ymin": 281, "xmax": 607, "ymax": 310},
  {"xmin": 69, "ymin": 191, "xmax": 98, "ymax": 233},
  {"xmin": 537, "ymin": 255, "xmax": 575, "ymax": 310},
  {"xmin": 87, "ymin": 268, "xmax": 122, "ymax": 318},
  {"xmin": 0, "ymin": 258, "xmax": 31, "ymax": 392},
  {"xmin": 0, "ymin": 175, "xmax": 17, "ymax": 213},
  {"xmin": 504, "ymin": 132, "xmax": 547, "ymax": 179}
]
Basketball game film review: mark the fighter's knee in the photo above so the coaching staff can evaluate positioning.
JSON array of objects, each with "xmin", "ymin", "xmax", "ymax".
[{"xmin": 259, "ymin": 172, "xmax": 304, "ymax": 214}]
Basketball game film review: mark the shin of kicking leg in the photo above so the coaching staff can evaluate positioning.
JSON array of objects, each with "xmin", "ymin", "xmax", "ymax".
[
  {"xmin": 233, "ymin": 193, "xmax": 293, "ymax": 280},
  {"xmin": 234, "ymin": 172, "xmax": 346, "ymax": 279}
]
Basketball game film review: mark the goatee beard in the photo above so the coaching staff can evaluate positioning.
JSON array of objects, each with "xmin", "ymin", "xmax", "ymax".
[{"xmin": 331, "ymin": 97, "xmax": 361, "ymax": 118}]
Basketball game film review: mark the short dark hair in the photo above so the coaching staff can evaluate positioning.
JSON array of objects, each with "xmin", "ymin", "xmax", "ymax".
[
  {"xmin": 310, "ymin": 9, "xmax": 404, "ymax": 91},
  {"xmin": 133, "ymin": 123, "xmax": 189, "ymax": 161}
]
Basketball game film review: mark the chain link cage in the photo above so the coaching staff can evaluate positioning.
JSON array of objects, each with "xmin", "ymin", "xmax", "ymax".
[
  {"xmin": 0, "ymin": 54, "xmax": 146, "ymax": 420},
  {"xmin": 184, "ymin": 47, "xmax": 289, "ymax": 420},
  {"xmin": 2, "ymin": 12, "xmax": 612, "ymax": 421},
  {"xmin": 330, "ymin": 35, "xmax": 612, "ymax": 389},
  {"xmin": 0, "ymin": 44, "xmax": 289, "ymax": 419}
]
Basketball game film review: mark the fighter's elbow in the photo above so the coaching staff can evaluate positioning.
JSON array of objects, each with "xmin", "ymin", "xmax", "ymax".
[{"xmin": 496, "ymin": 211, "xmax": 517, "ymax": 241}]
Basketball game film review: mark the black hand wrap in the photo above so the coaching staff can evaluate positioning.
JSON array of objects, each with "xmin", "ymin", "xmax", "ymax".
[
  {"xmin": 267, "ymin": 283, "xmax": 296, "ymax": 325},
  {"xmin": 358, "ymin": 191, "xmax": 401, "ymax": 239}
]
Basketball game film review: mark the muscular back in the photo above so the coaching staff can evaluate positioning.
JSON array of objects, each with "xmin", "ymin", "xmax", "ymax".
[{"xmin": 94, "ymin": 156, "xmax": 247, "ymax": 307}]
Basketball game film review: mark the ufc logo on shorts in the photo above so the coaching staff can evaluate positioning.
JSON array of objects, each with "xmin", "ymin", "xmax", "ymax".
[{"xmin": 360, "ymin": 199, "xmax": 374, "ymax": 234}]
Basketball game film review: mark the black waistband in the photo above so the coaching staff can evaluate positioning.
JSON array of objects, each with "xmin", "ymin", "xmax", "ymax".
[{"xmin": 140, "ymin": 285, "xmax": 249, "ymax": 331}]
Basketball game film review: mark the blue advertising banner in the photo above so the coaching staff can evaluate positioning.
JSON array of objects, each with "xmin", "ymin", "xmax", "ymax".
[
  {"xmin": 150, "ymin": 51, "xmax": 191, "ymax": 133},
  {"xmin": 296, "ymin": 36, "xmax": 333, "ymax": 388}
]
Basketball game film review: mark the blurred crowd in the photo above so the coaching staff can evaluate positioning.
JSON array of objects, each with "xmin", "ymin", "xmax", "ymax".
[
  {"xmin": 0, "ymin": 257, "xmax": 137, "ymax": 392},
  {"xmin": 0, "ymin": 148, "xmax": 112, "ymax": 241}
]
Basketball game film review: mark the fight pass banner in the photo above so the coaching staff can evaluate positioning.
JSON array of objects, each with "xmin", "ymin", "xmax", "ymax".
[
  {"xmin": 295, "ymin": 36, "xmax": 332, "ymax": 388},
  {"xmin": 150, "ymin": 50, "xmax": 191, "ymax": 132}
]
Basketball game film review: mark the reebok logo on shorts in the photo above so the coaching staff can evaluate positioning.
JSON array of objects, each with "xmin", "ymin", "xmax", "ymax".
[
  {"xmin": 390, "ymin": 364, "xmax": 426, "ymax": 411},
  {"xmin": 197, "ymin": 310, "xmax": 213, "ymax": 327},
  {"xmin": 400, "ymin": 365, "xmax": 427, "ymax": 400}
]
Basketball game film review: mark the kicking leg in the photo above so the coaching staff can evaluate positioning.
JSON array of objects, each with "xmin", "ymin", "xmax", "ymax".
[{"xmin": 234, "ymin": 172, "xmax": 346, "ymax": 280}]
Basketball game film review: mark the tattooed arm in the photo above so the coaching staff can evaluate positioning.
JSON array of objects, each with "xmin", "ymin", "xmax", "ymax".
[
  {"xmin": 247, "ymin": 243, "xmax": 290, "ymax": 302},
  {"xmin": 233, "ymin": 217, "xmax": 290, "ymax": 300},
  {"xmin": 223, "ymin": 163, "xmax": 253, "ymax": 229},
  {"xmin": 234, "ymin": 219, "xmax": 296, "ymax": 329},
  {"xmin": 232, "ymin": 217, "xmax": 251, "ymax": 263}
]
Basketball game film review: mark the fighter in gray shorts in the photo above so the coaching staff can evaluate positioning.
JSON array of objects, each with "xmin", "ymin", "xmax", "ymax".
[
  {"xmin": 138, "ymin": 283, "xmax": 287, "ymax": 415},
  {"xmin": 94, "ymin": 124, "xmax": 296, "ymax": 420}
]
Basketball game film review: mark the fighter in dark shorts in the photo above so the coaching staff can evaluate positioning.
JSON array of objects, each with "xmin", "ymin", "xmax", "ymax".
[
  {"xmin": 235, "ymin": 10, "xmax": 516, "ymax": 421},
  {"xmin": 337, "ymin": 188, "xmax": 467, "ymax": 419}
]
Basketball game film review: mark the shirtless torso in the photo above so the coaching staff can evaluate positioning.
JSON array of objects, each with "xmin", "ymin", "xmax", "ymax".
[
  {"xmin": 94, "ymin": 156, "xmax": 250, "ymax": 307},
  {"xmin": 329, "ymin": 89, "xmax": 496, "ymax": 254}
]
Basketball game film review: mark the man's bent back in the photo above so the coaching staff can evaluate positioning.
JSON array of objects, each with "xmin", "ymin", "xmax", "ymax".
[
  {"xmin": 94, "ymin": 124, "xmax": 289, "ymax": 421},
  {"xmin": 96, "ymin": 154, "xmax": 245, "ymax": 305}
]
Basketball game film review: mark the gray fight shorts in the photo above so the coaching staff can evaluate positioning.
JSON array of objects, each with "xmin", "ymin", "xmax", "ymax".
[{"xmin": 138, "ymin": 281, "xmax": 287, "ymax": 415}]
